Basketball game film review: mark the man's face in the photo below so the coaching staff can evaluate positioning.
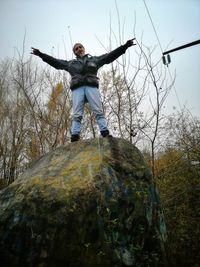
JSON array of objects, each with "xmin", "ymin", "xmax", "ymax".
[{"xmin": 74, "ymin": 44, "xmax": 85, "ymax": 57}]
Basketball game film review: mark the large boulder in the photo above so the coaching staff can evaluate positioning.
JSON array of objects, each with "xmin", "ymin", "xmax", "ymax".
[{"xmin": 0, "ymin": 138, "xmax": 167, "ymax": 267}]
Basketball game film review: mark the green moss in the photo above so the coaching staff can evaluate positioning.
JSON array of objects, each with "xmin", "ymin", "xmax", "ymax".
[{"xmin": 0, "ymin": 138, "xmax": 167, "ymax": 267}]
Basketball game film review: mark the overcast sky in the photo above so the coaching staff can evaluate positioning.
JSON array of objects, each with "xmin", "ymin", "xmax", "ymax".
[{"xmin": 0, "ymin": 0, "xmax": 200, "ymax": 116}]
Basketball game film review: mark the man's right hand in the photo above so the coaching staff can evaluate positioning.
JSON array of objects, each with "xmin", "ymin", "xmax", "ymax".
[{"xmin": 31, "ymin": 47, "xmax": 41, "ymax": 56}]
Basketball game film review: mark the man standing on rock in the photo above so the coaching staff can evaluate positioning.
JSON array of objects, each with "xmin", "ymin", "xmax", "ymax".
[{"xmin": 31, "ymin": 38, "xmax": 136, "ymax": 142}]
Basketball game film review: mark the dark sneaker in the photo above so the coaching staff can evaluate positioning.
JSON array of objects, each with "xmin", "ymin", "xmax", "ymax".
[
  {"xmin": 71, "ymin": 134, "xmax": 80, "ymax": 142},
  {"xmin": 100, "ymin": 130, "xmax": 112, "ymax": 138}
]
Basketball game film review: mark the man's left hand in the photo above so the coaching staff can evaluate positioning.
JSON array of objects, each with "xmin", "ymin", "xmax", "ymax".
[{"xmin": 125, "ymin": 38, "xmax": 136, "ymax": 47}]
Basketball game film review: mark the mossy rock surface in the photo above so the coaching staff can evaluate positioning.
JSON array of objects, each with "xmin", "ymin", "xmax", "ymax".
[{"xmin": 0, "ymin": 138, "xmax": 167, "ymax": 267}]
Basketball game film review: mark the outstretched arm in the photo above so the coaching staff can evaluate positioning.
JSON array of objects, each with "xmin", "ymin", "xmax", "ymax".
[
  {"xmin": 97, "ymin": 38, "xmax": 136, "ymax": 67},
  {"xmin": 30, "ymin": 47, "xmax": 68, "ymax": 70}
]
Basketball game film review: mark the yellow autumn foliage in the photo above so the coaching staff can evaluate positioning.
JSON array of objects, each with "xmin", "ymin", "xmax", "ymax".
[{"xmin": 48, "ymin": 82, "xmax": 63, "ymax": 111}]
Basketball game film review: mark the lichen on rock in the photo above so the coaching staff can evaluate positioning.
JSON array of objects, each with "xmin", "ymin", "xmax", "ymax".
[{"xmin": 0, "ymin": 138, "xmax": 167, "ymax": 267}]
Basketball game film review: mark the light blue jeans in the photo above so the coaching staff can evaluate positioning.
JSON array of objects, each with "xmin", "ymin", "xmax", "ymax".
[{"xmin": 71, "ymin": 86, "xmax": 108, "ymax": 135}]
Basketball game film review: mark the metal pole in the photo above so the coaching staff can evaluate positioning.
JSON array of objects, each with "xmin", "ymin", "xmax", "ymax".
[{"xmin": 163, "ymin": 40, "xmax": 200, "ymax": 55}]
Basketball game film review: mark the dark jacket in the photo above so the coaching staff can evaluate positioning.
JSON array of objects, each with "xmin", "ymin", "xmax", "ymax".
[{"xmin": 38, "ymin": 44, "xmax": 129, "ymax": 90}]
